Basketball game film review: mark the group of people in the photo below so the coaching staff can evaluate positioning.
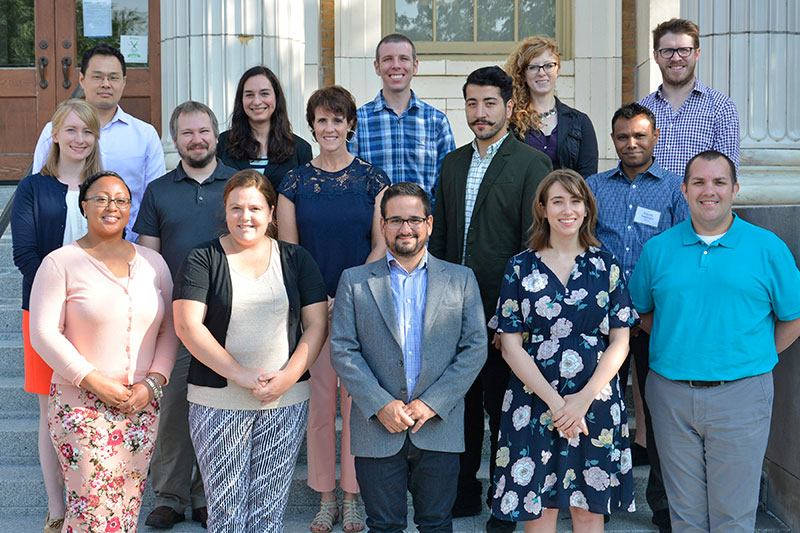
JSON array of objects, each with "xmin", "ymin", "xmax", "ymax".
[{"xmin": 9, "ymin": 16, "xmax": 799, "ymax": 533}]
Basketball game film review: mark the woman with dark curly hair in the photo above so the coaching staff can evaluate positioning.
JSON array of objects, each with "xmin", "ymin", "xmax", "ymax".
[
  {"xmin": 218, "ymin": 66, "xmax": 312, "ymax": 191},
  {"xmin": 277, "ymin": 86, "xmax": 389, "ymax": 533},
  {"xmin": 505, "ymin": 36, "xmax": 598, "ymax": 178}
]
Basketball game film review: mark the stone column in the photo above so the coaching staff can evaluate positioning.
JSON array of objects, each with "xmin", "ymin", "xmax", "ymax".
[
  {"xmin": 683, "ymin": 0, "xmax": 800, "ymax": 205},
  {"xmin": 160, "ymin": 0, "xmax": 319, "ymax": 167}
]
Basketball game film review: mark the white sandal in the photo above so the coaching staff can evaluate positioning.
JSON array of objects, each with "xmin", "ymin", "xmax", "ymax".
[
  {"xmin": 310, "ymin": 499, "xmax": 340, "ymax": 533},
  {"xmin": 342, "ymin": 498, "xmax": 365, "ymax": 532}
]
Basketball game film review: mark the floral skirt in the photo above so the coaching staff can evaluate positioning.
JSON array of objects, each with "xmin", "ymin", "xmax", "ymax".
[{"xmin": 48, "ymin": 382, "xmax": 160, "ymax": 533}]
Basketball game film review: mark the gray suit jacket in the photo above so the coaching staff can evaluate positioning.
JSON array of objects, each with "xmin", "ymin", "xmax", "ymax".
[{"xmin": 330, "ymin": 253, "xmax": 487, "ymax": 458}]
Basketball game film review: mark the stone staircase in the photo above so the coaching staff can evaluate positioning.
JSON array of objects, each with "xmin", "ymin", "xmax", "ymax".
[{"xmin": 0, "ymin": 185, "xmax": 789, "ymax": 532}]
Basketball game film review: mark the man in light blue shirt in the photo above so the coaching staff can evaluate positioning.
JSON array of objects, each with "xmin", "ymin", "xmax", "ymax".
[
  {"xmin": 586, "ymin": 102, "xmax": 688, "ymax": 532},
  {"xmin": 629, "ymin": 150, "xmax": 800, "ymax": 531},
  {"xmin": 32, "ymin": 44, "xmax": 165, "ymax": 243},
  {"xmin": 331, "ymin": 182, "xmax": 486, "ymax": 532}
]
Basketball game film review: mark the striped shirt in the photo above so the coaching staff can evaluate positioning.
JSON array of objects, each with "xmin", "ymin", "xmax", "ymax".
[
  {"xmin": 350, "ymin": 90, "xmax": 455, "ymax": 202},
  {"xmin": 463, "ymin": 133, "xmax": 508, "ymax": 263},
  {"xmin": 586, "ymin": 159, "xmax": 689, "ymax": 279},
  {"xmin": 386, "ymin": 250, "xmax": 428, "ymax": 401},
  {"xmin": 638, "ymin": 79, "xmax": 740, "ymax": 177}
]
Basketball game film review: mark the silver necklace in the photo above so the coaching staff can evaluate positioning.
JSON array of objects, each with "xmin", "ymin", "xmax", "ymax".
[{"xmin": 540, "ymin": 106, "xmax": 557, "ymax": 120}]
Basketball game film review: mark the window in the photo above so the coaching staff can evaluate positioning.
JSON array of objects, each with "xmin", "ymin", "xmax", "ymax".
[{"xmin": 382, "ymin": 0, "xmax": 571, "ymax": 58}]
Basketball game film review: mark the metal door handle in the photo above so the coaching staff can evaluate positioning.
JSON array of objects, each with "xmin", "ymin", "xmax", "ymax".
[
  {"xmin": 38, "ymin": 57, "xmax": 49, "ymax": 89},
  {"xmin": 61, "ymin": 56, "xmax": 72, "ymax": 89}
]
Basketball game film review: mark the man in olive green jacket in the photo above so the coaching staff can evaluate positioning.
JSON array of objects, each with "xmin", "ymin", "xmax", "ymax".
[{"xmin": 428, "ymin": 66, "xmax": 551, "ymax": 532}]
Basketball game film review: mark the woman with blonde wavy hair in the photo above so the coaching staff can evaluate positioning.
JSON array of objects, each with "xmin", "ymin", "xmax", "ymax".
[
  {"xmin": 505, "ymin": 36, "xmax": 598, "ymax": 178},
  {"xmin": 11, "ymin": 98, "xmax": 103, "ymax": 532}
]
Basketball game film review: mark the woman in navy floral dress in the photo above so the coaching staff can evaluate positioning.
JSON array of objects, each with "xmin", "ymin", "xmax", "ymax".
[{"xmin": 490, "ymin": 169, "xmax": 637, "ymax": 531}]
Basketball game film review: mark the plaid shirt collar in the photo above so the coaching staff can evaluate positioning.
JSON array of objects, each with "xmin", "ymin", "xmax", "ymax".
[
  {"xmin": 654, "ymin": 78, "xmax": 707, "ymax": 101},
  {"xmin": 607, "ymin": 158, "xmax": 672, "ymax": 183},
  {"xmin": 370, "ymin": 89, "xmax": 423, "ymax": 116}
]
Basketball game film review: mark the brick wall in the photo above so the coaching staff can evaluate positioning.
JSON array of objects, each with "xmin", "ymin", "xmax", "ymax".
[
  {"xmin": 320, "ymin": 0, "xmax": 335, "ymax": 86},
  {"xmin": 621, "ymin": 0, "xmax": 636, "ymax": 104}
]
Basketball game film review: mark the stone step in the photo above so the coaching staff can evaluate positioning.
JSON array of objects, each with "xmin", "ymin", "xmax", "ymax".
[
  {"xmin": 0, "ymin": 418, "xmax": 38, "ymax": 465},
  {"xmin": 0, "ymin": 270, "xmax": 23, "ymax": 301},
  {"xmin": 0, "ymin": 336, "xmax": 24, "ymax": 377},
  {"xmin": 0, "ymin": 463, "xmax": 788, "ymax": 531},
  {"xmin": 0, "ymin": 377, "xmax": 37, "ymax": 415},
  {"xmin": 0, "ymin": 305, "xmax": 22, "ymax": 334}
]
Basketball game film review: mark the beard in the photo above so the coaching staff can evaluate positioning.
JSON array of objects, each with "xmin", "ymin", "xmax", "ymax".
[
  {"xmin": 470, "ymin": 117, "xmax": 506, "ymax": 141},
  {"xmin": 180, "ymin": 143, "xmax": 217, "ymax": 168},
  {"xmin": 660, "ymin": 60, "xmax": 696, "ymax": 88},
  {"xmin": 387, "ymin": 232, "xmax": 428, "ymax": 258}
]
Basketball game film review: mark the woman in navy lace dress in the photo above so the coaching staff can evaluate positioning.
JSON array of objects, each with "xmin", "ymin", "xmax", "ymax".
[
  {"xmin": 490, "ymin": 169, "xmax": 637, "ymax": 532},
  {"xmin": 277, "ymin": 86, "xmax": 389, "ymax": 533}
]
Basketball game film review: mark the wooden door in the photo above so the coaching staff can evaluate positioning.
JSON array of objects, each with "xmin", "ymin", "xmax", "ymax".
[{"xmin": 0, "ymin": 0, "xmax": 160, "ymax": 181}]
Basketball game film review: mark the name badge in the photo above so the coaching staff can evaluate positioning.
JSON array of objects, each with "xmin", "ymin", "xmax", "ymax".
[{"xmin": 634, "ymin": 206, "xmax": 661, "ymax": 227}]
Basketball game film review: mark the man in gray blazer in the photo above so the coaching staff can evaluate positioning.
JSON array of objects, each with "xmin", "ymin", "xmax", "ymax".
[{"xmin": 331, "ymin": 182, "xmax": 487, "ymax": 532}]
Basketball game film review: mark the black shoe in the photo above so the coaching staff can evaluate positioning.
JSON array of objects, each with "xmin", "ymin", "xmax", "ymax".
[
  {"xmin": 486, "ymin": 515, "xmax": 516, "ymax": 533},
  {"xmin": 192, "ymin": 507, "xmax": 208, "ymax": 529},
  {"xmin": 145, "ymin": 506, "xmax": 186, "ymax": 529}
]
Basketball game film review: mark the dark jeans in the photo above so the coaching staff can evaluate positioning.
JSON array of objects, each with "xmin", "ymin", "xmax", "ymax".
[
  {"xmin": 355, "ymin": 436, "xmax": 459, "ymax": 533},
  {"xmin": 456, "ymin": 339, "xmax": 510, "ymax": 510},
  {"xmin": 628, "ymin": 330, "xmax": 670, "ymax": 529}
]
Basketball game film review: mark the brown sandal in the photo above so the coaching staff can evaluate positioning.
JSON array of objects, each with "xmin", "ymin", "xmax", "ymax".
[{"xmin": 310, "ymin": 499, "xmax": 340, "ymax": 532}]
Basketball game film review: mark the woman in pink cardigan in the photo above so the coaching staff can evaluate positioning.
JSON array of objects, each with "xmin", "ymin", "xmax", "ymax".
[{"xmin": 29, "ymin": 171, "xmax": 179, "ymax": 532}]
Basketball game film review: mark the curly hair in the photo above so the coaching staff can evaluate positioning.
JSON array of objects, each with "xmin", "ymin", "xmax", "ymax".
[{"xmin": 504, "ymin": 35, "xmax": 560, "ymax": 136}]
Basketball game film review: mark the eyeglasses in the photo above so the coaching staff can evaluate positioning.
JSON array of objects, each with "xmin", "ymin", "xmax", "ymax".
[
  {"xmin": 88, "ymin": 73, "xmax": 123, "ymax": 84},
  {"xmin": 656, "ymin": 47, "xmax": 695, "ymax": 59},
  {"xmin": 525, "ymin": 62, "xmax": 558, "ymax": 74},
  {"xmin": 384, "ymin": 216, "xmax": 427, "ymax": 229},
  {"xmin": 85, "ymin": 196, "xmax": 132, "ymax": 209}
]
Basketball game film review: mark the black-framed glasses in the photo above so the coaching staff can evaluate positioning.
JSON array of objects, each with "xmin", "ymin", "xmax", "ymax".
[
  {"xmin": 384, "ymin": 216, "xmax": 427, "ymax": 229},
  {"xmin": 85, "ymin": 196, "xmax": 132, "ymax": 209},
  {"xmin": 525, "ymin": 62, "xmax": 558, "ymax": 74},
  {"xmin": 656, "ymin": 47, "xmax": 695, "ymax": 59}
]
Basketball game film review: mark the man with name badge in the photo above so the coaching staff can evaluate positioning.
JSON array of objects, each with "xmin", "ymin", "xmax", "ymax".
[{"xmin": 586, "ymin": 102, "xmax": 688, "ymax": 532}]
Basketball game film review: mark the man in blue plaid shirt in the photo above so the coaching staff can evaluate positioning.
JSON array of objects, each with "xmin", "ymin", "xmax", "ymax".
[
  {"xmin": 586, "ymin": 102, "xmax": 688, "ymax": 533},
  {"xmin": 639, "ymin": 18, "xmax": 740, "ymax": 178},
  {"xmin": 349, "ymin": 33, "xmax": 455, "ymax": 203}
]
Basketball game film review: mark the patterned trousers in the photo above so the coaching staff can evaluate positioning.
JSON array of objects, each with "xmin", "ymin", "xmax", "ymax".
[
  {"xmin": 188, "ymin": 401, "xmax": 309, "ymax": 533},
  {"xmin": 49, "ymin": 382, "xmax": 159, "ymax": 533}
]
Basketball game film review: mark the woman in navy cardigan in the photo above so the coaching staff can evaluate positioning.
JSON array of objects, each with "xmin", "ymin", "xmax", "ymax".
[{"xmin": 11, "ymin": 98, "xmax": 102, "ymax": 532}]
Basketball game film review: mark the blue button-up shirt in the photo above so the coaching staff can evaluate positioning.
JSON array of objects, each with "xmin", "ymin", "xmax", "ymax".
[
  {"xmin": 350, "ymin": 90, "xmax": 455, "ymax": 202},
  {"xmin": 386, "ymin": 250, "xmax": 428, "ymax": 401},
  {"xmin": 586, "ymin": 159, "xmax": 689, "ymax": 279}
]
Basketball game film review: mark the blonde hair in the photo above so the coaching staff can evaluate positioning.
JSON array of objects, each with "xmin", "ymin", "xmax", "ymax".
[
  {"xmin": 41, "ymin": 99, "xmax": 102, "ymax": 182},
  {"xmin": 527, "ymin": 169, "xmax": 600, "ymax": 251},
  {"xmin": 504, "ymin": 35, "xmax": 560, "ymax": 136}
]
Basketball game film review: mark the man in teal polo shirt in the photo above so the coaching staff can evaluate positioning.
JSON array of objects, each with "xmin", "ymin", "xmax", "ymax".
[{"xmin": 629, "ymin": 150, "xmax": 800, "ymax": 532}]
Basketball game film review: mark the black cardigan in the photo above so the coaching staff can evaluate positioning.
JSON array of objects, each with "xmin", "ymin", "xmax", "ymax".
[
  {"xmin": 217, "ymin": 131, "xmax": 313, "ymax": 192},
  {"xmin": 512, "ymin": 97, "xmax": 598, "ymax": 178},
  {"xmin": 174, "ymin": 239, "xmax": 327, "ymax": 387}
]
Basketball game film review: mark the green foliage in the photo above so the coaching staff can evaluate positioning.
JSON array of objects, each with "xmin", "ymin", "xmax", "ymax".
[{"xmin": 0, "ymin": 0, "xmax": 35, "ymax": 67}]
